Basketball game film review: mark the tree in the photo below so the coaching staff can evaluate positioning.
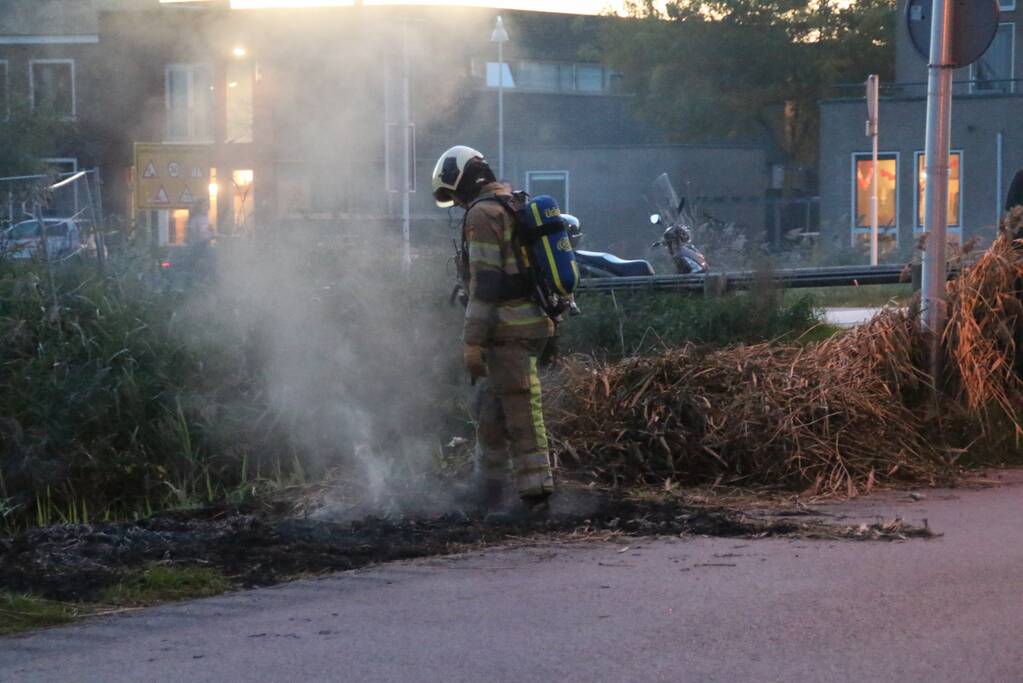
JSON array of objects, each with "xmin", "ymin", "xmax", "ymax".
[
  {"xmin": 599, "ymin": 0, "xmax": 896, "ymax": 176},
  {"xmin": 0, "ymin": 103, "xmax": 77, "ymax": 178}
]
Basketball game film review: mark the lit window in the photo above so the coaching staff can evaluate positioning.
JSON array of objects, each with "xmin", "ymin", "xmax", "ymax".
[
  {"xmin": 915, "ymin": 152, "xmax": 962, "ymax": 230},
  {"xmin": 232, "ymin": 169, "xmax": 255, "ymax": 234},
  {"xmin": 30, "ymin": 60, "xmax": 75, "ymax": 117},
  {"xmin": 526, "ymin": 171, "xmax": 569, "ymax": 211},
  {"xmin": 972, "ymin": 23, "xmax": 1014, "ymax": 93},
  {"xmin": 853, "ymin": 153, "xmax": 898, "ymax": 231},
  {"xmin": 226, "ymin": 60, "xmax": 254, "ymax": 143},
  {"xmin": 165, "ymin": 64, "xmax": 213, "ymax": 142}
]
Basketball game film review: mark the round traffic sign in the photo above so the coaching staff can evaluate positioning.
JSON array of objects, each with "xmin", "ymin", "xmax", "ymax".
[{"xmin": 907, "ymin": 0, "xmax": 1000, "ymax": 68}]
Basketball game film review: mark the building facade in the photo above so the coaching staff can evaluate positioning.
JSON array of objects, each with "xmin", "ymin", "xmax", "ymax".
[
  {"xmin": 819, "ymin": 0, "xmax": 1020, "ymax": 259},
  {"xmin": 1, "ymin": 0, "xmax": 773, "ymax": 260}
]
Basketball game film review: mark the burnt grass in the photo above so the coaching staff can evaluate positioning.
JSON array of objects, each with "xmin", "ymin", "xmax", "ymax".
[{"xmin": 0, "ymin": 493, "xmax": 931, "ymax": 602}]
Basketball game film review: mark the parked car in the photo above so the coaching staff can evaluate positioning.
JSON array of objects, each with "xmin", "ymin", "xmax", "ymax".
[{"xmin": 0, "ymin": 218, "xmax": 103, "ymax": 261}]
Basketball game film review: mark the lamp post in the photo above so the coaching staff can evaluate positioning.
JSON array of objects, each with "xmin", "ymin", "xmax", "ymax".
[{"xmin": 491, "ymin": 15, "xmax": 508, "ymax": 180}]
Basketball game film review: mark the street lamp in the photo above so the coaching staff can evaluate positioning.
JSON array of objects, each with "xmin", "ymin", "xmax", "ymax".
[{"xmin": 491, "ymin": 15, "xmax": 508, "ymax": 180}]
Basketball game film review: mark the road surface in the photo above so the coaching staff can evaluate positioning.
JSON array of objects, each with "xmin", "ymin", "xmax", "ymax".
[
  {"xmin": 823, "ymin": 306, "xmax": 885, "ymax": 328},
  {"xmin": 4, "ymin": 473, "xmax": 1023, "ymax": 683}
]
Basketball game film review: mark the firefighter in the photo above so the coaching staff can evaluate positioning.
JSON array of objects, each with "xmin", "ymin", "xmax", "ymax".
[{"xmin": 431, "ymin": 146, "xmax": 556, "ymax": 519}]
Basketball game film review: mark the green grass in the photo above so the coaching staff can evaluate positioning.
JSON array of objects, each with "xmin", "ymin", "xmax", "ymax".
[
  {"xmin": 0, "ymin": 566, "xmax": 232, "ymax": 636},
  {"xmin": 562, "ymin": 289, "xmax": 833, "ymax": 358},
  {"xmin": 0, "ymin": 592, "xmax": 75, "ymax": 635},
  {"xmin": 787, "ymin": 283, "xmax": 915, "ymax": 308},
  {"xmin": 100, "ymin": 566, "xmax": 231, "ymax": 606}
]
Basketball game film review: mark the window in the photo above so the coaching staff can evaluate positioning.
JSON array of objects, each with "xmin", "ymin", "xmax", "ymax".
[
  {"xmin": 999, "ymin": 0, "xmax": 1015, "ymax": 11},
  {"xmin": 526, "ymin": 171, "xmax": 569, "ymax": 211},
  {"xmin": 517, "ymin": 61, "xmax": 559, "ymax": 91},
  {"xmin": 575, "ymin": 64, "xmax": 604, "ymax": 93},
  {"xmin": 852, "ymin": 153, "xmax": 898, "ymax": 237},
  {"xmin": 165, "ymin": 64, "xmax": 213, "ymax": 142},
  {"xmin": 226, "ymin": 59, "xmax": 254, "ymax": 143},
  {"xmin": 478, "ymin": 60, "xmax": 617, "ymax": 94},
  {"xmin": 915, "ymin": 151, "xmax": 962, "ymax": 231},
  {"xmin": 484, "ymin": 62, "xmax": 515, "ymax": 88},
  {"xmin": 972, "ymin": 23, "xmax": 1014, "ymax": 93},
  {"xmin": 30, "ymin": 60, "xmax": 75, "ymax": 116},
  {"xmin": 0, "ymin": 61, "xmax": 8, "ymax": 119}
]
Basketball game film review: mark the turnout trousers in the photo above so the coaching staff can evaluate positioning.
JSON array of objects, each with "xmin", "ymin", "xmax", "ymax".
[{"xmin": 473, "ymin": 339, "xmax": 555, "ymax": 499}]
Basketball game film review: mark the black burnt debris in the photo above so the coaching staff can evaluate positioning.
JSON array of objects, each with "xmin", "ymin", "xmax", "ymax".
[{"xmin": 0, "ymin": 493, "xmax": 933, "ymax": 602}]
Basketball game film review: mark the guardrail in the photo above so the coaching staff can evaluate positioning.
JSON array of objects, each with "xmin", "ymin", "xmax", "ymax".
[{"xmin": 576, "ymin": 264, "xmax": 925, "ymax": 294}]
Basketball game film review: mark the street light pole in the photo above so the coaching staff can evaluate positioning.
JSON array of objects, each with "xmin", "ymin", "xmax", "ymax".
[
  {"xmin": 920, "ymin": 0, "xmax": 955, "ymax": 381},
  {"xmin": 491, "ymin": 15, "xmax": 508, "ymax": 180},
  {"xmin": 866, "ymin": 74, "xmax": 880, "ymax": 266}
]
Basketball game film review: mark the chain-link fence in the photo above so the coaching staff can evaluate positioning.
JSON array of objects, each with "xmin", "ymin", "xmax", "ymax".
[{"xmin": 0, "ymin": 168, "xmax": 107, "ymax": 269}]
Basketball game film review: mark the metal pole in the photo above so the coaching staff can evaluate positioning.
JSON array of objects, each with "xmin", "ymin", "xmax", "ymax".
[
  {"xmin": 920, "ymin": 0, "xmax": 955, "ymax": 382},
  {"xmin": 401, "ymin": 19, "xmax": 412, "ymax": 274},
  {"xmin": 867, "ymin": 75, "xmax": 880, "ymax": 266},
  {"xmin": 497, "ymin": 37, "xmax": 504, "ymax": 180},
  {"xmin": 996, "ymin": 131, "xmax": 1004, "ymax": 223}
]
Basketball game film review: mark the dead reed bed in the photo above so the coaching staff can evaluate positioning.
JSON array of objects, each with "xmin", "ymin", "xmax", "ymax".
[{"xmin": 550, "ymin": 228, "xmax": 1023, "ymax": 496}]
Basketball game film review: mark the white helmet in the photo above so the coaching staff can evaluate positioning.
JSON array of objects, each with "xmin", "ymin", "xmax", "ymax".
[{"xmin": 431, "ymin": 145, "xmax": 486, "ymax": 207}]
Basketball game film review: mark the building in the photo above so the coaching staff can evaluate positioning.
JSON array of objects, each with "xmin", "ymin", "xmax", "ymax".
[
  {"xmin": 818, "ymin": 0, "xmax": 1019, "ymax": 260},
  {"xmin": 1, "ymin": 0, "xmax": 773, "ymax": 260}
]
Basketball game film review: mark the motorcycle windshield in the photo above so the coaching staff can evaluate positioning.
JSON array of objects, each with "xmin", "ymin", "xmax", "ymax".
[{"xmin": 650, "ymin": 173, "xmax": 682, "ymax": 226}]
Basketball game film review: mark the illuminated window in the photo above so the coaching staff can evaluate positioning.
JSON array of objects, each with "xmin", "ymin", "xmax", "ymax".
[
  {"xmin": 226, "ymin": 60, "xmax": 254, "ymax": 143},
  {"xmin": 852, "ymin": 153, "xmax": 898, "ymax": 232},
  {"xmin": 915, "ymin": 152, "xmax": 962, "ymax": 230},
  {"xmin": 232, "ymin": 169, "xmax": 255, "ymax": 234},
  {"xmin": 526, "ymin": 171, "xmax": 569, "ymax": 211}
]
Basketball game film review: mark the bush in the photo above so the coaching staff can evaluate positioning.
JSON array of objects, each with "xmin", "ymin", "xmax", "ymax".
[{"xmin": 561, "ymin": 286, "xmax": 827, "ymax": 359}]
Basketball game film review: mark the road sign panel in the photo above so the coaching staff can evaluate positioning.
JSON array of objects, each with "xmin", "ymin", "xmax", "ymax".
[
  {"xmin": 907, "ymin": 0, "xmax": 1000, "ymax": 68},
  {"xmin": 133, "ymin": 143, "xmax": 211, "ymax": 209}
]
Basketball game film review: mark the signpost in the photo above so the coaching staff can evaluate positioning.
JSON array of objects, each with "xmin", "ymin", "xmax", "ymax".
[
  {"xmin": 865, "ymin": 74, "xmax": 880, "ymax": 267},
  {"xmin": 905, "ymin": 0, "xmax": 1000, "ymax": 382},
  {"xmin": 133, "ymin": 143, "xmax": 212, "ymax": 210}
]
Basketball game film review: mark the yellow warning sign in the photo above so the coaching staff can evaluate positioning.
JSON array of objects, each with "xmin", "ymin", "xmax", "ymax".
[{"xmin": 133, "ymin": 143, "xmax": 211, "ymax": 210}]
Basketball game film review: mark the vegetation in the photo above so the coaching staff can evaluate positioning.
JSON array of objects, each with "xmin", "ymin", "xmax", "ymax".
[
  {"xmin": 101, "ymin": 566, "xmax": 231, "ymax": 606},
  {"xmin": 599, "ymin": 0, "xmax": 897, "ymax": 169},
  {"xmin": 562, "ymin": 287, "xmax": 831, "ymax": 359},
  {"xmin": 0, "ymin": 104, "xmax": 78, "ymax": 177},
  {"xmin": 0, "ymin": 591, "xmax": 75, "ymax": 635},
  {"xmin": 0, "ymin": 230, "xmax": 465, "ymax": 531}
]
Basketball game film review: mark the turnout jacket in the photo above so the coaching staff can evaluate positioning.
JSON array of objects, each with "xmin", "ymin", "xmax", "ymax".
[{"xmin": 463, "ymin": 183, "xmax": 555, "ymax": 346}]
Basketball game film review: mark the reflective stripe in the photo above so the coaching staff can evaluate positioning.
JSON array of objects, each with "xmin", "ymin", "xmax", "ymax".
[
  {"xmin": 469, "ymin": 242, "xmax": 503, "ymax": 267},
  {"xmin": 541, "ymin": 236, "xmax": 568, "ymax": 295},
  {"xmin": 528, "ymin": 357, "xmax": 549, "ymax": 451},
  {"xmin": 498, "ymin": 303, "xmax": 547, "ymax": 327},
  {"xmin": 530, "ymin": 202, "xmax": 543, "ymax": 227}
]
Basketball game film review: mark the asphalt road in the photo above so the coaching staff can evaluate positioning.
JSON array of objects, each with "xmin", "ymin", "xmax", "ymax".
[{"xmin": 4, "ymin": 474, "xmax": 1023, "ymax": 683}]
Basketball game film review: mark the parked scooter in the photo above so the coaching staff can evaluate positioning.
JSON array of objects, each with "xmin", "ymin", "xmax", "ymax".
[
  {"xmin": 563, "ymin": 214, "xmax": 655, "ymax": 278},
  {"xmin": 648, "ymin": 173, "xmax": 709, "ymax": 275}
]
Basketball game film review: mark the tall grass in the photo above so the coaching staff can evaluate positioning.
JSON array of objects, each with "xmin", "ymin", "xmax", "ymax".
[
  {"xmin": 0, "ymin": 230, "xmax": 466, "ymax": 530},
  {"xmin": 562, "ymin": 288, "xmax": 827, "ymax": 359}
]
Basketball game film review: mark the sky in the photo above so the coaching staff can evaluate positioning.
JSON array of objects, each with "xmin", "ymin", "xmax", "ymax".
[{"xmin": 226, "ymin": 0, "xmax": 619, "ymax": 15}]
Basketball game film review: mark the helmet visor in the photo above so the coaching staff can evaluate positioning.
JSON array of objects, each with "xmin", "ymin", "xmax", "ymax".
[{"xmin": 433, "ymin": 186, "xmax": 455, "ymax": 208}]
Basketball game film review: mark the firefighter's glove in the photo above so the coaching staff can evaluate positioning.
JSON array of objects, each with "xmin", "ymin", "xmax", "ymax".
[{"xmin": 463, "ymin": 344, "xmax": 487, "ymax": 380}]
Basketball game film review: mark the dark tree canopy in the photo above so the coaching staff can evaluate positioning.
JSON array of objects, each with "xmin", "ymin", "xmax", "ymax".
[{"xmin": 599, "ymin": 0, "xmax": 896, "ymax": 172}]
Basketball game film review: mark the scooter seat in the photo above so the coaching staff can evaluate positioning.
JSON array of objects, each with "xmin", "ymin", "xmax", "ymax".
[{"xmin": 576, "ymin": 250, "xmax": 655, "ymax": 277}]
